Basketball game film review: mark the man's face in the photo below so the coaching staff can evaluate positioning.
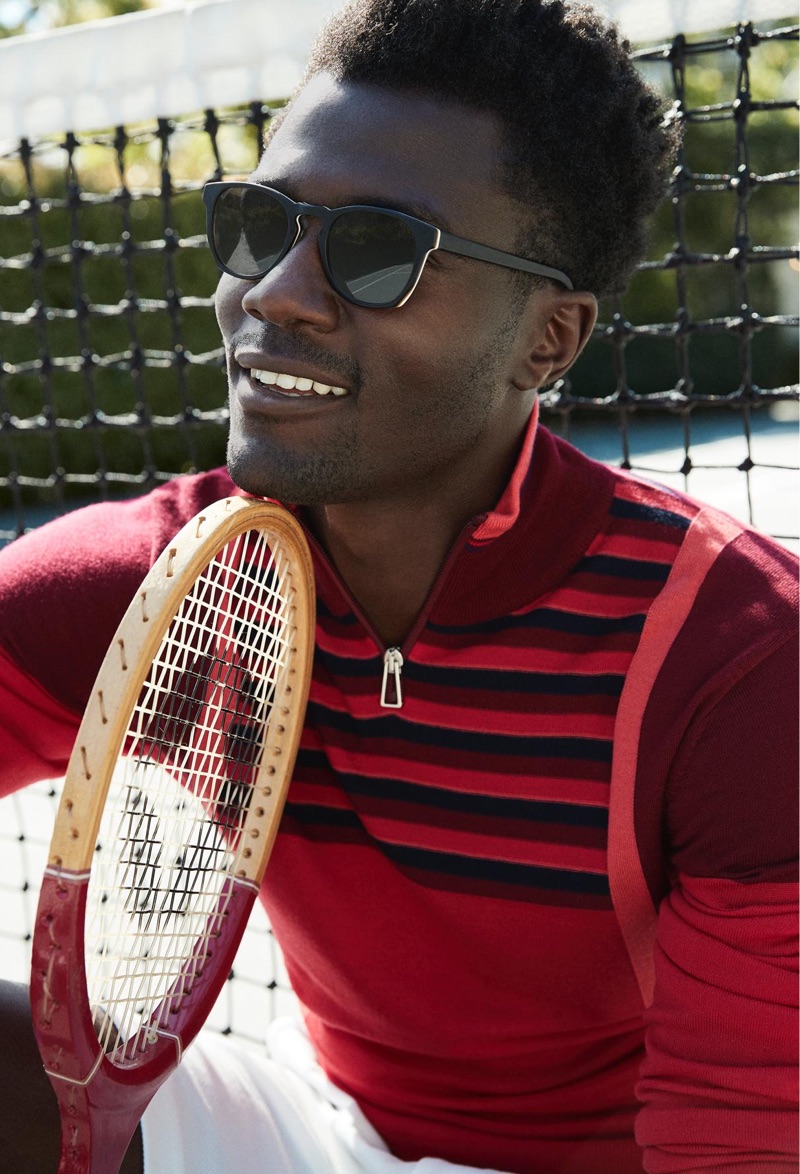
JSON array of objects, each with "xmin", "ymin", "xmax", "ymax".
[{"xmin": 216, "ymin": 73, "xmax": 548, "ymax": 507}]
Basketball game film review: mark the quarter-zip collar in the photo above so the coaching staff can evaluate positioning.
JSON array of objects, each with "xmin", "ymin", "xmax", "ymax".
[
  {"xmin": 433, "ymin": 414, "xmax": 616, "ymax": 625},
  {"xmin": 257, "ymin": 394, "xmax": 616, "ymax": 636},
  {"xmin": 301, "ymin": 510, "xmax": 483, "ymax": 709},
  {"xmin": 469, "ymin": 396, "xmax": 540, "ymax": 545}
]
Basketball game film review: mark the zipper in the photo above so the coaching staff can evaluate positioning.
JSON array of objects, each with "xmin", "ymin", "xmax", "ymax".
[
  {"xmin": 380, "ymin": 647, "xmax": 404, "ymax": 709},
  {"xmin": 299, "ymin": 516, "xmax": 483, "ymax": 710}
]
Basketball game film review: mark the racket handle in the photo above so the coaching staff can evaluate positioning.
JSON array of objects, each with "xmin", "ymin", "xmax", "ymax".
[
  {"xmin": 32, "ymin": 871, "xmax": 260, "ymax": 1173},
  {"xmin": 55, "ymin": 1096, "xmax": 148, "ymax": 1174},
  {"xmin": 30, "ymin": 872, "xmax": 150, "ymax": 1173}
]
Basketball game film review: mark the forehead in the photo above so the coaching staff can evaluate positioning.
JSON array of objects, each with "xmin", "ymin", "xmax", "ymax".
[{"xmin": 255, "ymin": 72, "xmax": 520, "ymax": 238}]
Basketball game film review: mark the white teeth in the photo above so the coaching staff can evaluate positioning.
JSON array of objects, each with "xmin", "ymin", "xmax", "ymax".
[{"xmin": 249, "ymin": 368, "xmax": 347, "ymax": 397}]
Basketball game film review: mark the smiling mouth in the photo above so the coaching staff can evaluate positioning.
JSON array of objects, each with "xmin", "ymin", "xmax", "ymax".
[{"xmin": 247, "ymin": 367, "xmax": 349, "ymax": 398}]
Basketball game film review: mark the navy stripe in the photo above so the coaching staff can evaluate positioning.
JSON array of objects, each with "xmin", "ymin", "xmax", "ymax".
[
  {"xmin": 314, "ymin": 649, "xmax": 624, "ymax": 696},
  {"xmin": 610, "ymin": 496, "xmax": 692, "ymax": 530},
  {"xmin": 285, "ymin": 802, "xmax": 362, "ymax": 829},
  {"xmin": 296, "ymin": 747, "xmax": 336, "ymax": 771},
  {"xmin": 575, "ymin": 554, "xmax": 671, "ymax": 582},
  {"xmin": 283, "ymin": 803, "xmax": 609, "ymax": 894},
  {"xmin": 426, "ymin": 608, "xmax": 646, "ymax": 637},
  {"xmin": 314, "ymin": 649, "xmax": 380, "ymax": 677},
  {"xmin": 337, "ymin": 772, "xmax": 608, "ymax": 827},
  {"xmin": 316, "ymin": 599, "xmax": 358, "ymax": 625},
  {"xmin": 408, "ymin": 666, "xmax": 624, "ymax": 690},
  {"xmin": 382, "ymin": 842, "xmax": 610, "ymax": 896},
  {"xmin": 405, "ymin": 665, "xmax": 624, "ymax": 696},
  {"xmin": 306, "ymin": 702, "xmax": 613, "ymax": 761}
]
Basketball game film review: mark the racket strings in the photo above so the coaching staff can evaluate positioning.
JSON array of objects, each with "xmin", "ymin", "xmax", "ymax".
[{"xmin": 84, "ymin": 526, "xmax": 296, "ymax": 1062}]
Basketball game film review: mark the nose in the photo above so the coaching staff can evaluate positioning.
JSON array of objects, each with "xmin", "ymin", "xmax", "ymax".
[{"xmin": 240, "ymin": 218, "xmax": 340, "ymax": 333}]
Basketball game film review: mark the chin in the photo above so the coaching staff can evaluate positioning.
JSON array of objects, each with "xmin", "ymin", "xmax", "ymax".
[
  {"xmin": 226, "ymin": 445, "xmax": 297, "ymax": 502},
  {"xmin": 226, "ymin": 436, "xmax": 364, "ymax": 507}
]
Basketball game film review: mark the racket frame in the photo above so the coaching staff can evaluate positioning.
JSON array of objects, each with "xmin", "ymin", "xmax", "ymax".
[{"xmin": 29, "ymin": 496, "xmax": 315, "ymax": 1173}]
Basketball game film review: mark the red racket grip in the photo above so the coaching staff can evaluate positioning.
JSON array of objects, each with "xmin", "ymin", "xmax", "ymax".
[{"xmin": 31, "ymin": 869, "xmax": 258, "ymax": 1174}]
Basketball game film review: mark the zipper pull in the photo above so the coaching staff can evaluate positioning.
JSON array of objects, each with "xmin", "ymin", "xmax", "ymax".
[{"xmin": 380, "ymin": 647, "xmax": 404, "ymax": 709}]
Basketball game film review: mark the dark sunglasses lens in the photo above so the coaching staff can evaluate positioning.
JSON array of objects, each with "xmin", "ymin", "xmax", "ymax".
[
  {"xmin": 328, "ymin": 210, "xmax": 417, "ymax": 306},
  {"xmin": 212, "ymin": 187, "xmax": 289, "ymax": 277}
]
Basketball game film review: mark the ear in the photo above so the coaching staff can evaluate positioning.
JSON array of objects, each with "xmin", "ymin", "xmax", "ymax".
[{"xmin": 511, "ymin": 290, "xmax": 598, "ymax": 391}]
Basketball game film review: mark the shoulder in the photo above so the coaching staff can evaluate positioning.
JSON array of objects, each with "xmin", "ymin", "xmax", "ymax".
[
  {"xmin": 0, "ymin": 468, "xmax": 238, "ymax": 712},
  {"xmin": 638, "ymin": 474, "xmax": 795, "ymax": 671},
  {"xmin": 534, "ymin": 429, "xmax": 796, "ymax": 630},
  {"xmin": 608, "ymin": 463, "xmax": 798, "ymax": 760},
  {"xmin": 601, "ymin": 462, "xmax": 796, "ymax": 634},
  {"xmin": 615, "ymin": 475, "xmax": 798, "ymax": 890},
  {"xmin": 0, "ymin": 468, "xmax": 239, "ymax": 599}
]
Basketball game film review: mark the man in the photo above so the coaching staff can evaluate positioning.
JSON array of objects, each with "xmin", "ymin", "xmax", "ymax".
[{"xmin": 0, "ymin": 1, "xmax": 797, "ymax": 1172}]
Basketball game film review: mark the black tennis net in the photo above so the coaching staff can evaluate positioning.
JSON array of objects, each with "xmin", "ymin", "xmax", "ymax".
[
  {"xmin": 0, "ymin": 19, "xmax": 798, "ymax": 546},
  {"xmin": 0, "ymin": 9, "xmax": 797, "ymax": 1051}
]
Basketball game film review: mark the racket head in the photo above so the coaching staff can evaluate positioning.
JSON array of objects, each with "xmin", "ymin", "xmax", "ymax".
[{"xmin": 29, "ymin": 497, "xmax": 314, "ymax": 1160}]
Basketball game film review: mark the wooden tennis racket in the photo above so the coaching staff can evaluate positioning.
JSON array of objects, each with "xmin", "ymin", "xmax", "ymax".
[{"xmin": 29, "ymin": 496, "xmax": 315, "ymax": 1174}]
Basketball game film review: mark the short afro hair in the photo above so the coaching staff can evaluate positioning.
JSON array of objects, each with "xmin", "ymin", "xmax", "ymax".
[{"xmin": 297, "ymin": 0, "xmax": 680, "ymax": 296}]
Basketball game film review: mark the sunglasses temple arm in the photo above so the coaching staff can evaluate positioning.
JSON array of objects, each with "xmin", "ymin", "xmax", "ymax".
[{"xmin": 437, "ymin": 231, "xmax": 574, "ymax": 291}]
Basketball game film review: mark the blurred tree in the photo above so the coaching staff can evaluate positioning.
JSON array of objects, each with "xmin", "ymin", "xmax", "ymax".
[{"xmin": 0, "ymin": 0, "xmax": 155, "ymax": 39}]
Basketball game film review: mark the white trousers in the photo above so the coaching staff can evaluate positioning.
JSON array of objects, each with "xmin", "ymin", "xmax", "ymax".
[{"xmin": 141, "ymin": 1018, "xmax": 507, "ymax": 1174}]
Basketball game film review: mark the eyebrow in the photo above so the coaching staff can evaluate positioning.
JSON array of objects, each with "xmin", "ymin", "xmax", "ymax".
[{"xmin": 250, "ymin": 177, "xmax": 455, "ymax": 235}]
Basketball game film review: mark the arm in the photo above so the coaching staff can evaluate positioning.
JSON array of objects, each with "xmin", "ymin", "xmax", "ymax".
[
  {"xmin": 636, "ymin": 638, "xmax": 799, "ymax": 1173},
  {"xmin": 0, "ymin": 474, "xmax": 236, "ymax": 1173},
  {"xmin": 0, "ymin": 646, "xmax": 80, "ymax": 797},
  {"xmin": 0, "ymin": 468, "xmax": 239, "ymax": 798},
  {"xmin": 0, "ymin": 980, "xmax": 144, "ymax": 1174},
  {"xmin": 0, "ymin": 501, "xmax": 147, "ymax": 797}
]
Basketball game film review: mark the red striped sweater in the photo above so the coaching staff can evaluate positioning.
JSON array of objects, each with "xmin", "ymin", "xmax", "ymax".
[{"xmin": 0, "ymin": 413, "xmax": 797, "ymax": 1173}]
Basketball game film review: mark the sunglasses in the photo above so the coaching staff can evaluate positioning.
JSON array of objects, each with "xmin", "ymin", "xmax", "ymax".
[{"xmin": 203, "ymin": 181, "xmax": 574, "ymax": 309}]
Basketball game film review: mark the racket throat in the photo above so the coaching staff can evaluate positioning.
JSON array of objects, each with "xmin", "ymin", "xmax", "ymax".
[{"xmin": 380, "ymin": 647, "xmax": 404, "ymax": 709}]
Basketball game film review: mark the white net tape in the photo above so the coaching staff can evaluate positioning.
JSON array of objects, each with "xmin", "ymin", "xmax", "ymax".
[{"xmin": 0, "ymin": 0, "xmax": 795, "ymax": 142}]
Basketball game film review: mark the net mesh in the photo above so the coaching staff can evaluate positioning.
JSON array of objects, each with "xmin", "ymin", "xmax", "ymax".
[
  {"xmin": 547, "ymin": 21, "xmax": 799, "ymax": 549},
  {"xmin": 0, "ymin": 12, "xmax": 798, "ymax": 1049},
  {"xmin": 0, "ymin": 19, "xmax": 797, "ymax": 547}
]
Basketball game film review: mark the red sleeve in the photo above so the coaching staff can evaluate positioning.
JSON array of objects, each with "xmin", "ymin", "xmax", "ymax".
[
  {"xmin": 0, "ymin": 646, "xmax": 80, "ymax": 797},
  {"xmin": 0, "ymin": 469, "xmax": 237, "ymax": 788},
  {"xmin": 0, "ymin": 469, "xmax": 237, "ymax": 714},
  {"xmin": 635, "ymin": 638, "xmax": 799, "ymax": 1173},
  {"xmin": 636, "ymin": 875, "xmax": 797, "ymax": 1173}
]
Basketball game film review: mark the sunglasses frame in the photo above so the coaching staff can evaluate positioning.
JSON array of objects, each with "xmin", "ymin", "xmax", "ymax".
[{"xmin": 203, "ymin": 181, "xmax": 574, "ymax": 308}]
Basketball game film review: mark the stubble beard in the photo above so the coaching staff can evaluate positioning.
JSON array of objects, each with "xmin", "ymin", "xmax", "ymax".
[
  {"xmin": 226, "ymin": 307, "xmax": 523, "ymax": 508},
  {"xmin": 226, "ymin": 413, "xmax": 371, "ymax": 506}
]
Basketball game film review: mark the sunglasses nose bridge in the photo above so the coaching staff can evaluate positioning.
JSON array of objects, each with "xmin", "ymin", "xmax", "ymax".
[
  {"xmin": 286, "ymin": 203, "xmax": 334, "ymax": 267},
  {"xmin": 291, "ymin": 198, "xmax": 329, "ymax": 233}
]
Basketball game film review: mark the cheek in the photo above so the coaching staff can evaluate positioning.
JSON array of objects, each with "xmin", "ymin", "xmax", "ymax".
[
  {"xmin": 364, "ymin": 291, "xmax": 515, "ymax": 405},
  {"xmin": 356, "ymin": 315, "xmax": 513, "ymax": 459},
  {"xmin": 393, "ymin": 275, "xmax": 520, "ymax": 465},
  {"xmin": 214, "ymin": 275, "xmax": 246, "ymax": 340}
]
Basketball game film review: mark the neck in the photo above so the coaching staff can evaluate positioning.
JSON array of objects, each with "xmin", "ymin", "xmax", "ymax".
[
  {"xmin": 303, "ymin": 414, "xmax": 532, "ymax": 647},
  {"xmin": 304, "ymin": 497, "xmax": 474, "ymax": 648}
]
